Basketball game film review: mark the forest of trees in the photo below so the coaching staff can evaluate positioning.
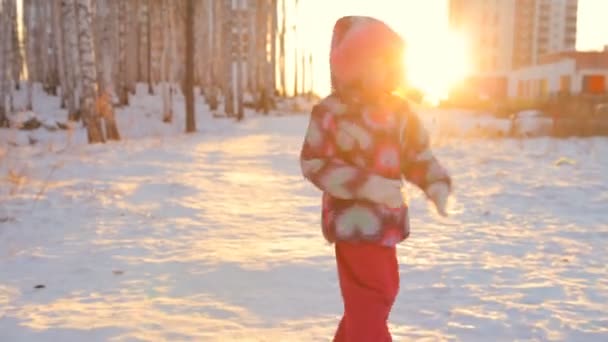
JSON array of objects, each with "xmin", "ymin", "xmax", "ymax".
[{"xmin": 0, "ymin": 0, "xmax": 312, "ymax": 143}]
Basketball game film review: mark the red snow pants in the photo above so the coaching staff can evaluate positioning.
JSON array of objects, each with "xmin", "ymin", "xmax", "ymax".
[{"xmin": 333, "ymin": 241, "xmax": 400, "ymax": 342}]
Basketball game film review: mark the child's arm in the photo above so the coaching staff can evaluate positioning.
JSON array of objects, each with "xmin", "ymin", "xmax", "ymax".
[
  {"xmin": 400, "ymin": 109, "xmax": 452, "ymax": 215},
  {"xmin": 300, "ymin": 104, "xmax": 403, "ymax": 207}
]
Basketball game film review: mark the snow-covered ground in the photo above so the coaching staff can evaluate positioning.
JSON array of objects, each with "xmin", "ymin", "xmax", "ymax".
[{"xmin": 1, "ymin": 88, "xmax": 607, "ymax": 341}]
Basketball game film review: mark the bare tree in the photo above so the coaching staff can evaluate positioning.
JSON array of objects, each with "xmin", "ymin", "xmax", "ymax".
[
  {"xmin": 117, "ymin": 0, "xmax": 129, "ymax": 105},
  {"xmin": 292, "ymin": 0, "xmax": 299, "ymax": 97},
  {"xmin": 235, "ymin": 0, "xmax": 246, "ymax": 121},
  {"xmin": 96, "ymin": 0, "xmax": 120, "ymax": 141},
  {"xmin": 62, "ymin": 0, "xmax": 82, "ymax": 120},
  {"xmin": 160, "ymin": 0, "xmax": 175, "ymax": 123},
  {"xmin": 1, "ymin": 0, "xmax": 17, "ymax": 115},
  {"xmin": 126, "ymin": 0, "xmax": 138, "ymax": 95},
  {"xmin": 75, "ymin": 0, "xmax": 104, "ymax": 143},
  {"xmin": 22, "ymin": 0, "xmax": 36, "ymax": 110},
  {"xmin": 9, "ymin": 0, "xmax": 21, "ymax": 91},
  {"xmin": 52, "ymin": 0, "xmax": 68, "ymax": 109},
  {"xmin": 206, "ymin": 0, "xmax": 223, "ymax": 111},
  {"xmin": 222, "ymin": 1, "xmax": 234, "ymax": 116},
  {"xmin": 184, "ymin": 0, "xmax": 195, "ymax": 132},
  {"xmin": 267, "ymin": 0, "xmax": 277, "ymax": 107},
  {"xmin": 0, "ymin": 0, "xmax": 10, "ymax": 127},
  {"xmin": 279, "ymin": 0, "xmax": 286, "ymax": 97}
]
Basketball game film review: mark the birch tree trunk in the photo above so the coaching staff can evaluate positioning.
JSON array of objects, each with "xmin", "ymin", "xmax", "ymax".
[
  {"xmin": 150, "ymin": 0, "xmax": 162, "ymax": 88},
  {"xmin": 223, "ymin": 0, "xmax": 234, "ymax": 116},
  {"xmin": 52, "ymin": 0, "xmax": 69, "ymax": 109},
  {"xmin": 3, "ymin": 0, "xmax": 15, "ymax": 112},
  {"xmin": 292, "ymin": 0, "xmax": 299, "ymax": 97},
  {"xmin": 146, "ymin": 0, "xmax": 153, "ymax": 95},
  {"xmin": 268, "ymin": 0, "xmax": 277, "ymax": 104},
  {"xmin": 42, "ymin": 1, "xmax": 59, "ymax": 96},
  {"xmin": 23, "ymin": 0, "xmax": 34, "ymax": 110},
  {"xmin": 76, "ymin": 0, "xmax": 104, "ymax": 143},
  {"xmin": 206, "ymin": 0, "xmax": 222, "ymax": 111},
  {"xmin": 160, "ymin": 0, "xmax": 174, "ymax": 123},
  {"xmin": 235, "ymin": 0, "xmax": 246, "ymax": 121},
  {"xmin": 247, "ymin": 2, "xmax": 257, "ymax": 96},
  {"xmin": 279, "ymin": 0, "xmax": 286, "ymax": 97},
  {"xmin": 62, "ymin": 0, "xmax": 82, "ymax": 121},
  {"xmin": 0, "ymin": 0, "xmax": 9, "ymax": 127},
  {"xmin": 126, "ymin": 0, "xmax": 137, "ymax": 94},
  {"xmin": 96, "ymin": 0, "xmax": 120, "ymax": 141},
  {"xmin": 9, "ymin": 0, "xmax": 21, "ymax": 91},
  {"xmin": 117, "ymin": 0, "xmax": 129, "ymax": 105},
  {"xmin": 184, "ymin": 0, "xmax": 196, "ymax": 132},
  {"xmin": 194, "ymin": 0, "xmax": 205, "ymax": 93},
  {"xmin": 138, "ymin": 0, "xmax": 153, "ymax": 94},
  {"xmin": 255, "ymin": 0, "xmax": 269, "ymax": 113}
]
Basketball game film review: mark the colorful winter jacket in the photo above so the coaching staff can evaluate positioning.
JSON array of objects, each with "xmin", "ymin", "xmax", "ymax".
[{"xmin": 299, "ymin": 16, "xmax": 451, "ymax": 246}]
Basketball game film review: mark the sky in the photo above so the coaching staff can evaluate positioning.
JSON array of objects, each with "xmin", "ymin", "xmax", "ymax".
[
  {"xmin": 293, "ymin": 0, "xmax": 608, "ymax": 100},
  {"xmin": 13, "ymin": 0, "xmax": 608, "ymax": 102}
]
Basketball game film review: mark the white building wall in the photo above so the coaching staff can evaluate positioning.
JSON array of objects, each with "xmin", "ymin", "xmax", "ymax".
[{"xmin": 508, "ymin": 59, "xmax": 576, "ymax": 98}]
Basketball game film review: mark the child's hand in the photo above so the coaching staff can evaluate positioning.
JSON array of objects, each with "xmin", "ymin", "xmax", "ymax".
[
  {"xmin": 359, "ymin": 174, "xmax": 403, "ymax": 208},
  {"xmin": 427, "ymin": 181, "xmax": 450, "ymax": 216}
]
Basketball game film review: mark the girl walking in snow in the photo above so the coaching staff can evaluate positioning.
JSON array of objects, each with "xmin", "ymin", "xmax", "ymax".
[{"xmin": 299, "ymin": 16, "xmax": 452, "ymax": 341}]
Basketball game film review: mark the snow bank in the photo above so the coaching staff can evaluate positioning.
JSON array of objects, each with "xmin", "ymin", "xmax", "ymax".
[{"xmin": 1, "ymin": 86, "xmax": 607, "ymax": 340}]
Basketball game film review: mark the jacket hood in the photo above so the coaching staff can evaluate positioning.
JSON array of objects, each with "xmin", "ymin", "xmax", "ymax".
[{"xmin": 330, "ymin": 16, "xmax": 406, "ymax": 98}]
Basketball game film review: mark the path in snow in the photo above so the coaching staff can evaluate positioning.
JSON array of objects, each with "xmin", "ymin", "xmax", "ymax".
[{"xmin": 1, "ymin": 115, "xmax": 608, "ymax": 341}]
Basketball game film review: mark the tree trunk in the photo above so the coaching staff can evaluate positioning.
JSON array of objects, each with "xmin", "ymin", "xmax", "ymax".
[
  {"xmin": 23, "ymin": 0, "xmax": 34, "ymax": 111},
  {"xmin": 0, "ymin": 0, "xmax": 9, "ymax": 127},
  {"xmin": 267, "ymin": 0, "xmax": 277, "ymax": 106},
  {"xmin": 223, "ymin": 0, "xmax": 234, "ymax": 116},
  {"xmin": 3, "ymin": 0, "xmax": 15, "ymax": 112},
  {"xmin": 150, "ymin": 0, "xmax": 162, "ymax": 90},
  {"xmin": 247, "ymin": 1, "xmax": 257, "ymax": 97},
  {"xmin": 76, "ymin": 0, "xmax": 104, "ymax": 143},
  {"xmin": 42, "ymin": 1, "xmax": 59, "ymax": 96},
  {"xmin": 117, "ymin": 0, "xmax": 129, "ymax": 105},
  {"xmin": 184, "ymin": 0, "xmax": 196, "ymax": 133},
  {"xmin": 9, "ymin": 0, "xmax": 21, "ymax": 91},
  {"xmin": 146, "ymin": 0, "xmax": 153, "ymax": 95},
  {"xmin": 206, "ymin": 0, "xmax": 222, "ymax": 111},
  {"xmin": 235, "ymin": 0, "xmax": 245, "ymax": 121},
  {"xmin": 62, "ymin": 0, "xmax": 82, "ymax": 121},
  {"xmin": 279, "ymin": 0, "xmax": 286, "ymax": 97},
  {"xmin": 160, "ymin": 0, "xmax": 174, "ymax": 123},
  {"xmin": 126, "ymin": 0, "xmax": 137, "ymax": 95},
  {"xmin": 52, "ymin": 0, "xmax": 69, "ymax": 109},
  {"xmin": 96, "ymin": 0, "xmax": 121, "ymax": 141},
  {"xmin": 292, "ymin": 0, "xmax": 299, "ymax": 97}
]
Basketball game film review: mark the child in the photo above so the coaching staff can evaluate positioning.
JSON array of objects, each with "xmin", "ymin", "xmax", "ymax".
[{"xmin": 299, "ymin": 16, "xmax": 452, "ymax": 341}]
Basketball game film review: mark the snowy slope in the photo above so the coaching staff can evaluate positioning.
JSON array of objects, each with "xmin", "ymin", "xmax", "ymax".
[{"xmin": 1, "ymin": 89, "xmax": 608, "ymax": 341}]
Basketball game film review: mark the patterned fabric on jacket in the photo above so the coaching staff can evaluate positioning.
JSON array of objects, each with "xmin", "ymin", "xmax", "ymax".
[{"xmin": 299, "ymin": 16, "xmax": 451, "ymax": 246}]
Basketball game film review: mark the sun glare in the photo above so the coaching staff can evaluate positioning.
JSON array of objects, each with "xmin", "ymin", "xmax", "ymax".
[{"xmin": 404, "ymin": 30, "xmax": 471, "ymax": 105}]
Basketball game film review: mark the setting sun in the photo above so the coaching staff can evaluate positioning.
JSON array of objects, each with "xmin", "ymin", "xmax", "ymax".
[
  {"xmin": 293, "ymin": 0, "xmax": 472, "ymax": 103},
  {"xmin": 404, "ymin": 30, "xmax": 471, "ymax": 104}
]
